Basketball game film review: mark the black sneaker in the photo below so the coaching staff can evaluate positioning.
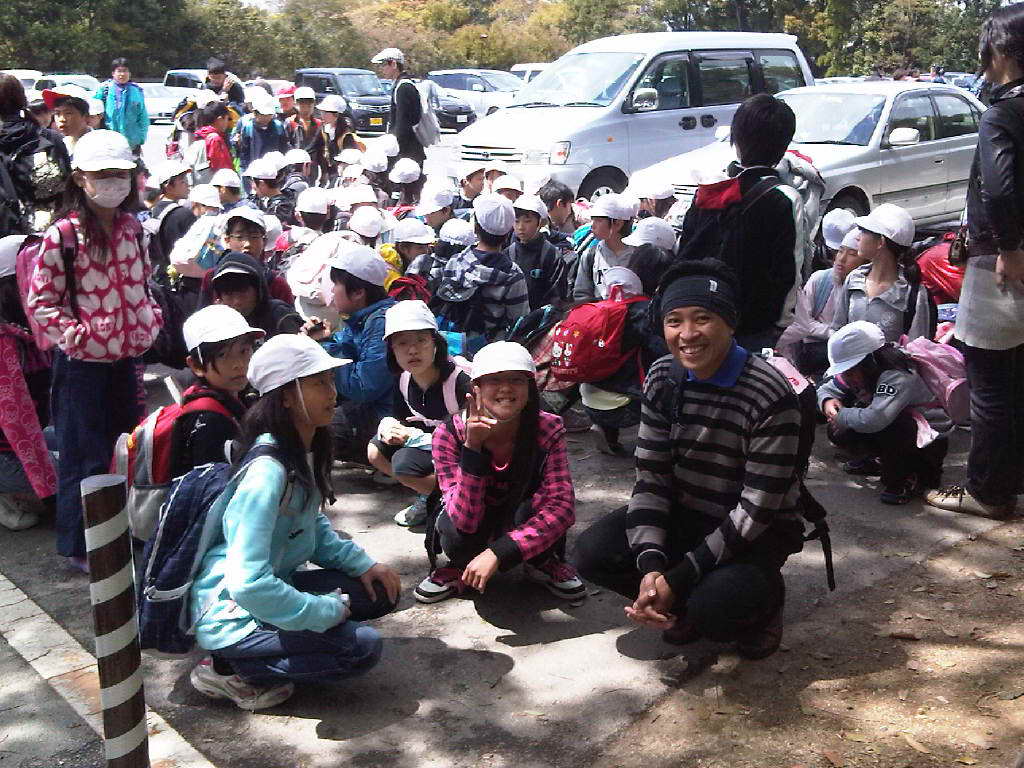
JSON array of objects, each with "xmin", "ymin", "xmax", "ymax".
[
  {"xmin": 736, "ymin": 600, "xmax": 784, "ymax": 660},
  {"xmin": 880, "ymin": 475, "xmax": 920, "ymax": 505},
  {"xmin": 842, "ymin": 457, "xmax": 882, "ymax": 476}
]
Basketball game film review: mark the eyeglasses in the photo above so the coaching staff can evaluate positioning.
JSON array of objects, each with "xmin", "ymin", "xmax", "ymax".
[{"xmin": 226, "ymin": 230, "xmax": 265, "ymax": 244}]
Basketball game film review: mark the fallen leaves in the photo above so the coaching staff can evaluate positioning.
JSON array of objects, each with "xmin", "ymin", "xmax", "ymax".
[
  {"xmin": 820, "ymin": 748, "xmax": 845, "ymax": 766},
  {"xmin": 902, "ymin": 733, "xmax": 931, "ymax": 754}
]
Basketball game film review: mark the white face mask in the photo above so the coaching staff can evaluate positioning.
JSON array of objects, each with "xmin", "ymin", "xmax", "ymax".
[{"xmin": 86, "ymin": 176, "xmax": 131, "ymax": 208}]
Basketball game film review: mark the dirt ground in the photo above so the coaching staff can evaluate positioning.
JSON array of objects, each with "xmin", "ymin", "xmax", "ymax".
[{"xmin": 597, "ymin": 518, "xmax": 1024, "ymax": 768}]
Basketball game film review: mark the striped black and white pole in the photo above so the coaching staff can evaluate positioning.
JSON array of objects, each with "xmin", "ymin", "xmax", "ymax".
[{"xmin": 81, "ymin": 474, "xmax": 150, "ymax": 768}]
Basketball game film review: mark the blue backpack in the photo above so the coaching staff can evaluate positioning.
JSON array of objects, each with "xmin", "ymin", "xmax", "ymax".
[{"xmin": 136, "ymin": 444, "xmax": 293, "ymax": 656}]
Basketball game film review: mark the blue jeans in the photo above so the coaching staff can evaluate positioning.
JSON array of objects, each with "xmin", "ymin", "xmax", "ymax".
[
  {"xmin": 214, "ymin": 569, "xmax": 396, "ymax": 685},
  {"xmin": 51, "ymin": 353, "xmax": 142, "ymax": 557}
]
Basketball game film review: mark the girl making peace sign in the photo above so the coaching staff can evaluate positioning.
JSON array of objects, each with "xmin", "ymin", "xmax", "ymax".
[{"xmin": 414, "ymin": 341, "xmax": 586, "ymax": 604}]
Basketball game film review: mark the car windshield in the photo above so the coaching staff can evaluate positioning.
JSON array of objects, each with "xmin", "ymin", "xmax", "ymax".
[
  {"xmin": 19, "ymin": 78, "xmax": 35, "ymax": 88},
  {"xmin": 480, "ymin": 71, "xmax": 524, "ymax": 91},
  {"xmin": 338, "ymin": 74, "xmax": 385, "ymax": 98},
  {"xmin": 511, "ymin": 52, "xmax": 645, "ymax": 108},
  {"xmin": 777, "ymin": 91, "xmax": 886, "ymax": 146}
]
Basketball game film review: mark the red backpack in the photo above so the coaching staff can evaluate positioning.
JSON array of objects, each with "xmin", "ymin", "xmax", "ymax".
[
  {"xmin": 549, "ymin": 291, "xmax": 648, "ymax": 383},
  {"xmin": 112, "ymin": 387, "xmax": 236, "ymax": 541}
]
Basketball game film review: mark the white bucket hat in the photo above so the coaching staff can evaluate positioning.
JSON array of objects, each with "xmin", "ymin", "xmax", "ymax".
[
  {"xmin": 493, "ymin": 175, "xmax": 522, "ymax": 193},
  {"xmin": 375, "ymin": 134, "xmax": 399, "ymax": 158},
  {"xmin": 294, "ymin": 86, "xmax": 316, "ymax": 101},
  {"xmin": 512, "ymin": 193, "xmax": 548, "ymax": 220},
  {"xmin": 439, "ymin": 217, "xmax": 476, "ymax": 246},
  {"xmin": 414, "ymin": 187, "xmax": 456, "ymax": 217},
  {"xmin": 826, "ymin": 320, "xmax": 886, "ymax": 378},
  {"xmin": 326, "ymin": 241, "xmax": 390, "ymax": 286},
  {"xmin": 384, "ymin": 300, "xmax": 438, "ymax": 339},
  {"xmin": 470, "ymin": 341, "xmax": 536, "ymax": 380},
  {"xmin": 153, "ymin": 160, "xmax": 191, "ymax": 187},
  {"xmin": 473, "ymin": 193, "xmax": 515, "ymax": 236},
  {"xmin": 622, "ymin": 216, "xmax": 677, "ymax": 250},
  {"xmin": 296, "ymin": 187, "xmax": 331, "ymax": 215},
  {"xmin": 840, "ymin": 229, "xmax": 861, "ymax": 251},
  {"xmin": 589, "ymin": 193, "xmax": 637, "ymax": 222},
  {"xmin": 284, "ymin": 148, "xmax": 311, "ymax": 166},
  {"xmin": 336, "ymin": 148, "xmax": 363, "ymax": 165},
  {"xmin": 854, "ymin": 204, "xmax": 915, "ymax": 248},
  {"xmin": 317, "ymin": 94, "xmax": 348, "ymax": 113},
  {"xmin": 361, "ymin": 150, "xmax": 389, "ymax": 174},
  {"xmin": 210, "ymin": 168, "xmax": 242, "ymax": 188},
  {"xmin": 189, "ymin": 184, "xmax": 222, "ymax": 210},
  {"xmin": 243, "ymin": 157, "xmax": 279, "ymax": 180},
  {"xmin": 182, "ymin": 305, "xmax": 265, "ymax": 355},
  {"xmin": 248, "ymin": 334, "xmax": 344, "ymax": 396},
  {"xmin": 388, "ymin": 157, "xmax": 421, "ymax": 184}
]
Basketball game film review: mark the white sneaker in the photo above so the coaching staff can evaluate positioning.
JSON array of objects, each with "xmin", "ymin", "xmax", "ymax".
[
  {"xmin": 524, "ymin": 560, "xmax": 586, "ymax": 600},
  {"xmin": 189, "ymin": 658, "xmax": 294, "ymax": 711},
  {"xmin": 0, "ymin": 494, "xmax": 41, "ymax": 531},
  {"xmin": 394, "ymin": 494, "xmax": 429, "ymax": 527}
]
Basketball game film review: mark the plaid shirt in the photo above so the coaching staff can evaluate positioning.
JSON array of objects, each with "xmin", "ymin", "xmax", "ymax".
[
  {"xmin": 434, "ymin": 247, "xmax": 530, "ymax": 339},
  {"xmin": 432, "ymin": 411, "xmax": 575, "ymax": 566}
]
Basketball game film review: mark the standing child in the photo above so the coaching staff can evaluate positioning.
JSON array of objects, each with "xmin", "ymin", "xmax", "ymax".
[
  {"xmin": 414, "ymin": 341, "xmax": 585, "ymax": 604},
  {"xmin": 188, "ymin": 102, "xmax": 234, "ymax": 185},
  {"xmin": 26, "ymin": 130, "xmax": 163, "ymax": 569},
  {"xmin": 368, "ymin": 301, "xmax": 472, "ymax": 527},
  {"xmin": 189, "ymin": 334, "xmax": 401, "ymax": 710},
  {"xmin": 0, "ymin": 235, "xmax": 56, "ymax": 531}
]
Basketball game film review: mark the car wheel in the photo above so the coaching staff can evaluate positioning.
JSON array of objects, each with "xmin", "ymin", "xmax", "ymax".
[
  {"xmin": 829, "ymin": 193, "xmax": 868, "ymax": 218},
  {"xmin": 578, "ymin": 170, "xmax": 626, "ymax": 202}
]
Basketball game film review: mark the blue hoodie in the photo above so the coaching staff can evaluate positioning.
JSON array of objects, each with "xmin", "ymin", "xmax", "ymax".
[{"xmin": 322, "ymin": 297, "xmax": 396, "ymax": 420}]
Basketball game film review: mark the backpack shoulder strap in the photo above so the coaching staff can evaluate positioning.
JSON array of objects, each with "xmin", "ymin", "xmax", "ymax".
[
  {"xmin": 738, "ymin": 175, "xmax": 783, "ymax": 216},
  {"xmin": 53, "ymin": 218, "xmax": 79, "ymax": 318},
  {"xmin": 180, "ymin": 394, "xmax": 236, "ymax": 422},
  {"xmin": 440, "ymin": 368, "xmax": 461, "ymax": 415}
]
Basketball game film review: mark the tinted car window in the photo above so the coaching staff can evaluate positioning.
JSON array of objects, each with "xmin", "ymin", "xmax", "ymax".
[
  {"xmin": 934, "ymin": 93, "xmax": 978, "ymax": 138},
  {"xmin": 888, "ymin": 94, "xmax": 937, "ymax": 141},
  {"xmin": 698, "ymin": 56, "xmax": 752, "ymax": 106},
  {"xmin": 758, "ymin": 50, "xmax": 805, "ymax": 93},
  {"xmin": 635, "ymin": 54, "xmax": 691, "ymax": 110}
]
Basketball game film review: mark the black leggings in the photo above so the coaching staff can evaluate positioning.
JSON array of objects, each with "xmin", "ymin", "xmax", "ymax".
[
  {"xmin": 574, "ymin": 506, "xmax": 786, "ymax": 642},
  {"xmin": 828, "ymin": 409, "xmax": 947, "ymax": 489}
]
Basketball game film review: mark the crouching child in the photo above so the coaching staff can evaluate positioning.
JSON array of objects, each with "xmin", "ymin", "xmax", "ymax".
[
  {"xmin": 414, "ymin": 341, "xmax": 585, "ymax": 604},
  {"xmin": 189, "ymin": 334, "xmax": 401, "ymax": 710}
]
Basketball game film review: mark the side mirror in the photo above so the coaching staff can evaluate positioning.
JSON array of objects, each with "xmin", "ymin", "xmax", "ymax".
[
  {"xmin": 631, "ymin": 87, "xmax": 659, "ymax": 112},
  {"xmin": 888, "ymin": 127, "xmax": 921, "ymax": 147},
  {"xmin": 470, "ymin": 83, "xmax": 485, "ymax": 92}
]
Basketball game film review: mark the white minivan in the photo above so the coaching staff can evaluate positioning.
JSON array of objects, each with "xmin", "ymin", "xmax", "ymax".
[{"xmin": 455, "ymin": 32, "xmax": 815, "ymax": 199}]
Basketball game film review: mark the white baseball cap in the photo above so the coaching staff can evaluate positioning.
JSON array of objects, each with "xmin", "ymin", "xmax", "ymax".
[
  {"xmin": 383, "ymin": 299, "xmax": 438, "ymax": 339},
  {"xmin": 243, "ymin": 86, "xmax": 266, "ymax": 104},
  {"xmin": 263, "ymin": 151, "xmax": 289, "ymax": 172},
  {"xmin": 512, "ymin": 193, "xmax": 548, "ymax": 220},
  {"xmin": 622, "ymin": 216, "xmax": 677, "ymax": 250},
  {"xmin": 296, "ymin": 187, "xmax": 330, "ymax": 215},
  {"xmin": 826, "ymin": 320, "xmax": 886, "ymax": 378},
  {"xmin": 194, "ymin": 90, "xmax": 220, "ymax": 110},
  {"xmin": 336, "ymin": 148, "xmax": 363, "ymax": 165},
  {"xmin": 294, "ymin": 86, "xmax": 316, "ymax": 101},
  {"xmin": 348, "ymin": 206, "xmax": 384, "ymax": 239},
  {"xmin": 243, "ymin": 157, "xmax": 280, "ymax": 180},
  {"xmin": 600, "ymin": 266, "xmax": 644, "ymax": 299},
  {"xmin": 361, "ymin": 150, "xmax": 388, "ymax": 173},
  {"xmin": 822, "ymin": 207, "xmax": 856, "ymax": 251},
  {"xmin": 470, "ymin": 341, "xmax": 536, "ymax": 380},
  {"xmin": 153, "ymin": 160, "xmax": 191, "ymax": 187},
  {"xmin": 183, "ymin": 304, "xmax": 264, "ymax": 354},
  {"xmin": 854, "ymin": 204, "xmax": 915, "ymax": 248},
  {"xmin": 317, "ymin": 94, "xmax": 348, "ymax": 112},
  {"xmin": 326, "ymin": 242, "xmax": 390, "ymax": 286},
  {"xmin": 284, "ymin": 148, "xmax": 311, "ymax": 166},
  {"xmin": 460, "ymin": 161, "xmax": 487, "ymax": 181},
  {"xmin": 247, "ymin": 333, "xmax": 344, "ymax": 396},
  {"xmin": 210, "ymin": 168, "xmax": 242, "ymax": 188},
  {"xmin": 473, "ymin": 193, "xmax": 515, "ymax": 236},
  {"xmin": 189, "ymin": 184, "xmax": 222, "ymax": 209},
  {"xmin": 393, "ymin": 217, "xmax": 436, "ymax": 244},
  {"xmin": 88, "ymin": 98, "xmax": 105, "ymax": 116},
  {"xmin": 439, "ymin": 217, "xmax": 476, "ymax": 246},
  {"xmin": 374, "ymin": 134, "xmax": 399, "ymax": 158},
  {"xmin": 415, "ymin": 187, "xmax": 455, "ymax": 217},
  {"xmin": 342, "ymin": 164, "xmax": 366, "ymax": 181},
  {"xmin": 493, "ymin": 175, "xmax": 522, "ymax": 193},
  {"xmin": 71, "ymin": 129, "xmax": 136, "ymax": 171},
  {"xmin": 371, "ymin": 47, "xmax": 406, "ymax": 64},
  {"xmin": 589, "ymin": 193, "xmax": 637, "ymax": 222},
  {"xmin": 252, "ymin": 95, "xmax": 279, "ymax": 116},
  {"xmin": 0, "ymin": 235, "xmax": 27, "ymax": 279},
  {"xmin": 223, "ymin": 206, "xmax": 266, "ymax": 232},
  {"xmin": 388, "ymin": 157, "xmax": 421, "ymax": 184},
  {"xmin": 346, "ymin": 184, "xmax": 379, "ymax": 206},
  {"xmin": 841, "ymin": 229, "xmax": 861, "ymax": 251}
]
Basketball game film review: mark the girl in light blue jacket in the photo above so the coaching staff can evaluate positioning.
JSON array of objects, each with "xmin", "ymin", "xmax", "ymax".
[{"xmin": 189, "ymin": 334, "xmax": 401, "ymax": 711}]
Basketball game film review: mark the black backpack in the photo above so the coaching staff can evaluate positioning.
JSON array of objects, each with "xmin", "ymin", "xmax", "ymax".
[
  {"xmin": 0, "ymin": 150, "xmax": 30, "ymax": 238},
  {"xmin": 676, "ymin": 176, "xmax": 783, "ymax": 265}
]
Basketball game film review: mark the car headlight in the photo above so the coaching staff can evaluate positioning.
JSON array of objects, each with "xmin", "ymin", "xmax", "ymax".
[{"xmin": 549, "ymin": 141, "xmax": 570, "ymax": 165}]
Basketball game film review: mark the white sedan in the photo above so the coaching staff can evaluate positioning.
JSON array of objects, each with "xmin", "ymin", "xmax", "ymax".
[
  {"xmin": 644, "ymin": 81, "xmax": 985, "ymax": 226},
  {"xmin": 138, "ymin": 83, "xmax": 199, "ymax": 124}
]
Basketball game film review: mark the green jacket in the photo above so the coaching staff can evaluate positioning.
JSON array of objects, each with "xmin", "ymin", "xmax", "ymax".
[{"xmin": 95, "ymin": 80, "xmax": 148, "ymax": 149}]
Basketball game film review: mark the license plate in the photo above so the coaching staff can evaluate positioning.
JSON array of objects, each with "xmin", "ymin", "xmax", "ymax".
[
  {"xmin": 457, "ymin": 115, "xmax": 468, "ymax": 123},
  {"xmin": 370, "ymin": 117, "xmax": 383, "ymax": 126}
]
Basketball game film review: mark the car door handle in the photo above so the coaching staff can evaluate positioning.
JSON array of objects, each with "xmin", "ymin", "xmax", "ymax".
[
  {"xmin": 679, "ymin": 116, "xmax": 697, "ymax": 130},
  {"xmin": 701, "ymin": 114, "xmax": 718, "ymax": 128},
  {"xmin": 933, "ymin": 158, "xmax": 944, "ymax": 164}
]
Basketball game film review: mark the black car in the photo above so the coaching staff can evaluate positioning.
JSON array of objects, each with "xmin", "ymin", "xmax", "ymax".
[
  {"xmin": 435, "ymin": 89, "xmax": 476, "ymax": 132},
  {"xmin": 294, "ymin": 67, "xmax": 391, "ymax": 135}
]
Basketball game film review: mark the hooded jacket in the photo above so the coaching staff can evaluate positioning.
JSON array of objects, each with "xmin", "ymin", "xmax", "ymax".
[
  {"xmin": 95, "ymin": 80, "xmax": 148, "ymax": 148},
  {"xmin": 204, "ymin": 251, "xmax": 302, "ymax": 338},
  {"xmin": 231, "ymin": 114, "xmax": 290, "ymax": 171},
  {"xmin": 434, "ymin": 247, "xmax": 530, "ymax": 339},
  {"xmin": 322, "ymin": 297, "xmax": 396, "ymax": 419}
]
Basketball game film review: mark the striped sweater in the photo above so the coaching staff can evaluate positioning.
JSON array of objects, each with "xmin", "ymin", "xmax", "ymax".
[{"xmin": 626, "ymin": 344, "xmax": 804, "ymax": 596}]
